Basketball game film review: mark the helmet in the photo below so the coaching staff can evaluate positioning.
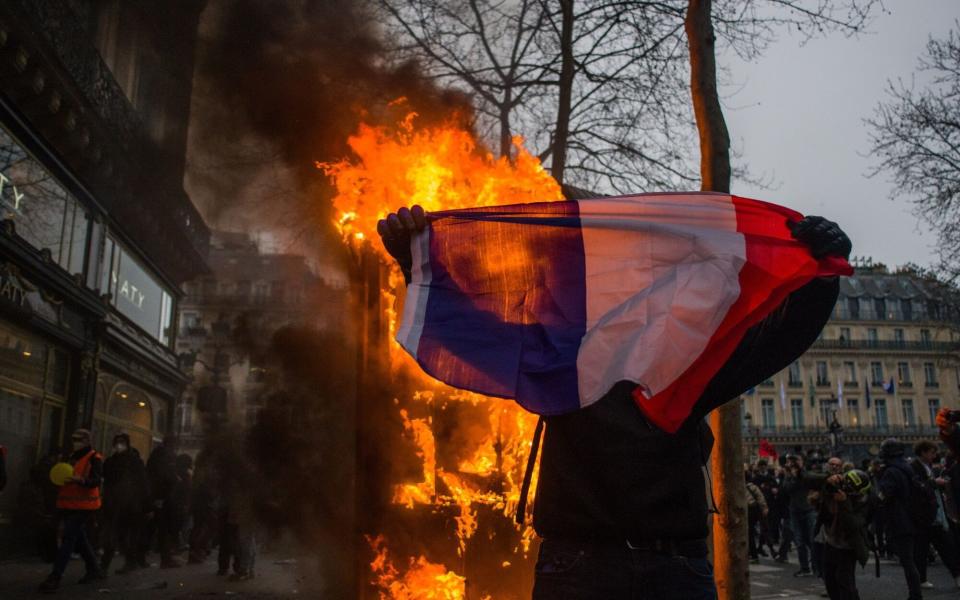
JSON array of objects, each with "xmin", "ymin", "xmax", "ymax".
[
  {"xmin": 880, "ymin": 438, "xmax": 905, "ymax": 459},
  {"xmin": 843, "ymin": 469, "xmax": 872, "ymax": 496}
]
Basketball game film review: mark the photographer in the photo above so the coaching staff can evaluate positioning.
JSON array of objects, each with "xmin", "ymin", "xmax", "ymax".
[{"xmin": 817, "ymin": 470, "xmax": 873, "ymax": 600}]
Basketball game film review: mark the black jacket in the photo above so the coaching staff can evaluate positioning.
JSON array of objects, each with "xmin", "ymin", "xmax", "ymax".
[
  {"xmin": 533, "ymin": 277, "xmax": 839, "ymax": 541},
  {"xmin": 878, "ymin": 458, "xmax": 917, "ymax": 536},
  {"xmin": 103, "ymin": 448, "xmax": 149, "ymax": 514}
]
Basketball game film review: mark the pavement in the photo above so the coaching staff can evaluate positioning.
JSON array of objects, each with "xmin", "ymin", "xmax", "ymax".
[
  {"xmin": 0, "ymin": 554, "xmax": 306, "ymax": 599},
  {"xmin": 3, "ymin": 548, "xmax": 960, "ymax": 598},
  {"xmin": 749, "ymin": 553, "xmax": 960, "ymax": 600}
]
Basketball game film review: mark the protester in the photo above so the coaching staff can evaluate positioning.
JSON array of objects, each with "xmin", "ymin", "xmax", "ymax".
[
  {"xmin": 0, "ymin": 443, "xmax": 7, "ymax": 492},
  {"xmin": 39, "ymin": 429, "xmax": 105, "ymax": 593},
  {"xmin": 100, "ymin": 433, "xmax": 149, "ymax": 575},
  {"xmin": 878, "ymin": 438, "xmax": 924, "ymax": 600},
  {"xmin": 910, "ymin": 440, "xmax": 960, "ymax": 589},
  {"xmin": 818, "ymin": 469, "xmax": 873, "ymax": 600},
  {"xmin": 783, "ymin": 455, "xmax": 818, "ymax": 577},
  {"xmin": 746, "ymin": 470, "xmax": 769, "ymax": 563},
  {"xmin": 146, "ymin": 435, "xmax": 182, "ymax": 568},
  {"xmin": 378, "ymin": 204, "xmax": 852, "ymax": 598}
]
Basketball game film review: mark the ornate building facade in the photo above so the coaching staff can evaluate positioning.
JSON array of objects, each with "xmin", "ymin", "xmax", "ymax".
[
  {"xmin": 742, "ymin": 263, "xmax": 960, "ymax": 461},
  {"xmin": 0, "ymin": 0, "xmax": 209, "ymax": 549}
]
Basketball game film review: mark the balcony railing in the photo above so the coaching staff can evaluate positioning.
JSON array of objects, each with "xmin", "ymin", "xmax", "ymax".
[
  {"xmin": 812, "ymin": 339, "xmax": 960, "ymax": 352},
  {"xmin": 743, "ymin": 424, "xmax": 937, "ymax": 436}
]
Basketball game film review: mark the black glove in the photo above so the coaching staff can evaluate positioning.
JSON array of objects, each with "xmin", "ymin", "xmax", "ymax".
[
  {"xmin": 377, "ymin": 206, "xmax": 427, "ymax": 281},
  {"xmin": 789, "ymin": 216, "xmax": 851, "ymax": 260}
]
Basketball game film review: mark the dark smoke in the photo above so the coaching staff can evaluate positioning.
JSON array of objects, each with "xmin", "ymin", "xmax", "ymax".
[{"xmin": 188, "ymin": 0, "xmax": 472, "ymax": 231}]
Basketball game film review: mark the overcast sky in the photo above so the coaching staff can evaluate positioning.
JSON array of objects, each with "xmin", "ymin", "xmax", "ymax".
[{"xmin": 722, "ymin": 0, "xmax": 959, "ymax": 270}]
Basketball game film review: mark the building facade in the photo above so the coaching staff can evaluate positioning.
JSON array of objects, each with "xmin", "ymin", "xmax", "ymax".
[
  {"xmin": 742, "ymin": 263, "xmax": 960, "ymax": 461},
  {"xmin": 175, "ymin": 230, "xmax": 346, "ymax": 451},
  {"xmin": 0, "ymin": 0, "xmax": 209, "ymax": 545}
]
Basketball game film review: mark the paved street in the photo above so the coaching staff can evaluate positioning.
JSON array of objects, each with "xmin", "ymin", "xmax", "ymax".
[
  {"xmin": 750, "ymin": 554, "xmax": 960, "ymax": 600},
  {"xmin": 0, "ymin": 553, "xmax": 305, "ymax": 599}
]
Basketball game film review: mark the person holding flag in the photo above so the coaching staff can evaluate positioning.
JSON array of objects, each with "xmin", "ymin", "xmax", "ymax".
[{"xmin": 379, "ymin": 195, "xmax": 852, "ymax": 599}]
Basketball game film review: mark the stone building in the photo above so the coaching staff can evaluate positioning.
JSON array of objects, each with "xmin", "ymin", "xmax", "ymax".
[
  {"xmin": 174, "ymin": 230, "xmax": 346, "ymax": 451},
  {"xmin": 742, "ymin": 262, "xmax": 960, "ymax": 461},
  {"xmin": 0, "ymin": 1, "xmax": 209, "ymax": 547}
]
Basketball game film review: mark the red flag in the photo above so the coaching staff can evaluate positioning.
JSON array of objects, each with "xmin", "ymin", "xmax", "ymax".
[{"xmin": 758, "ymin": 439, "xmax": 778, "ymax": 461}]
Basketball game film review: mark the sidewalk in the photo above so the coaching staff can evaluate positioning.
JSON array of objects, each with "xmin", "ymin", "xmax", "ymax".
[
  {"xmin": 0, "ymin": 554, "xmax": 305, "ymax": 599},
  {"xmin": 749, "ymin": 553, "xmax": 960, "ymax": 600}
]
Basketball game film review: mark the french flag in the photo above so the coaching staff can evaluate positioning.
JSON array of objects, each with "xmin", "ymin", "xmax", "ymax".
[{"xmin": 397, "ymin": 193, "xmax": 852, "ymax": 433}]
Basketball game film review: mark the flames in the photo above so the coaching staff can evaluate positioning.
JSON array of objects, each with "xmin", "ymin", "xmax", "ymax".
[{"xmin": 323, "ymin": 104, "xmax": 560, "ymax": 599}]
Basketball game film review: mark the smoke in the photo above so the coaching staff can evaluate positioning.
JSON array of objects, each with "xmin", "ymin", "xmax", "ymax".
[{"xmin": 186, "ymin": 0, "xmax": 472, "ymax": 244}]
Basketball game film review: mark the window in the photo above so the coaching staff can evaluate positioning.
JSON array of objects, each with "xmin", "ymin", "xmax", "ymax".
[
  {"xmin": 929, "ymin": 399, "xmax": 941, "ymax": 427},
  {"xmin": 924, "ymin": 363, "xmax": 938, "ymax": 387},
  {"xmin": 875, "ymin": 298, "xmax": 887, "ymax": 320},
  {"xmin": 871, "ymin": 362, "xmax": 884, "ymax": 385},
  {"xmin": 816, "ymin": 361, "xmax": 829, "ymax": 385},
  {"xmin": 761, "ymin": 398, "xmax": 775, "ymax": 428},
  {"xmin": 791, "ymin": 399, "xmax": 804, "ymax": 429},
  {"xmin": 894, "ymin": 329, "xmax": 905, "ymax": 345},
  {"xmin": 101, "ymin": 235, "xmax": 175, "ymax": 345},
  {"xmin": 875, "ymin": 398, "xmax": 888, "ymax": 428},
  {"xmin": 920, "ymin": 329, "xmax": 931, "ymax": 345},
  {"xmin": 844, "ymin": 361, "xmax": 857, "ymax": 383},
  {"xmin": 819, "ymin": 399, "xmax": 833, "ymax": 425},
  {"xmin": 867, "ymin": 328, "xmax": 878, "ymax": 345},
  {"xmin": 839, "ymin": 327, "xmax": 850, "ymax": 342},
  {"xmin": 788, "ymin": 362, "xmax": 802, "ymax": 386},
  {"xmin": 848, "ymin": 297, "xmax": 860, "ymax": 319},
  {"xmin": 898, "ymin": 362, "xmax": 911, "ymax": 385},
  {"xmin": 902, "ymin": 399, "xmax": 915, "ymax": 427},
  {"xmin": 0, "ymin": 124, "xmax": 91, "ymax": 277},
  {"xmin": 902, "ymin": 299, "xmax": 913, "ymax": 320},
  {"xmin": 848, "ymin": 399, "xmax": 859, "ymax": 427}
]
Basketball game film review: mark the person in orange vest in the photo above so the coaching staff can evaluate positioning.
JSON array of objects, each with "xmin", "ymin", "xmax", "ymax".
[{"xmin": 39, "ymin": 428, "xmax": 105, "ymax": 593}]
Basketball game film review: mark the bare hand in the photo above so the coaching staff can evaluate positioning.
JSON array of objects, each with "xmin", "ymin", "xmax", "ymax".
[{"xmin": 833, "ymin": 490, "xmax": 847, "ymax": 502}]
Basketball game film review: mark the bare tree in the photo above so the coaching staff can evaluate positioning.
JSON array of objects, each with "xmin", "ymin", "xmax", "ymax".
[{"xmin": 867, "ymin": 24, "xmax": 960, "ymax": 279}]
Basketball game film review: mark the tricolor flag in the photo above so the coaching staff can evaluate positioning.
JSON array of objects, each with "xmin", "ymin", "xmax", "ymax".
[
  {"xmin": 780, "ymin": 380, "xmax": 787, "ymax": 412},
  {"xmin": 397, "ymin": 193, "xmax": 852, "ymax": 433},
  {"xmin": 837, "ymin": 380, "xmax": 844, "ymax": 409},
  {"xmin": 865, "ymin": 379, "xmax": 872, "ymax": 408},
  {"xmin": 883, "ymin": 377, "xmax": 895, "ymax": 394}
]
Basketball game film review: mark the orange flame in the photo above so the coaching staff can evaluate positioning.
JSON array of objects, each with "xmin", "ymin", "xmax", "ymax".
[{"xmin": 326, "ymin": 105, "xmax": 557, "ymax": 597}]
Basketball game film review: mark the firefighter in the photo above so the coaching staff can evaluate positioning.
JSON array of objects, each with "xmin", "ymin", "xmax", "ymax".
[{"xmin": 39, "ymin": 428, "xmax": 106, "ymax": 593}]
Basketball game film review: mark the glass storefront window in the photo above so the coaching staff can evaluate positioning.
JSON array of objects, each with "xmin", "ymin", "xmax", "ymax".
[
  {"xmin": 93, "ymin": 377, "xmax": 159, "ymax": 457},
  {"xmin": 0, "ymin": 124, "xmax": 90, "ymax": 277},
  {"xmin": 0, "ymin": 321, "xmax": 48, "ymax": 390},
  {"xmin": 101, "ymin": 235, "xmax": 175, "ymax": 345}
]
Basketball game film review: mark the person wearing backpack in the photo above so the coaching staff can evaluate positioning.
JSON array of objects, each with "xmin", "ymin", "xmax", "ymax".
[
  {"xmin": 910, "ymin": 440, "xmax": 960, "ymax": 589},
  {"xmin": 878, "ymin": 438, "xmax": 924, "ymax": 600}
]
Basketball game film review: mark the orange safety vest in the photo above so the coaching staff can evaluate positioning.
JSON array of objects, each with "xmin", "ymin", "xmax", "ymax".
[{"xmin": 56, "ymin": 450, "xmax": 102, "ymax": 511}]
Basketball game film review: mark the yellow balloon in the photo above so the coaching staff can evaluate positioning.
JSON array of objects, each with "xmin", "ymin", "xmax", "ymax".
[{"xmin": 50, "ymin": 462, "xmax": 74, "ymax": 487}]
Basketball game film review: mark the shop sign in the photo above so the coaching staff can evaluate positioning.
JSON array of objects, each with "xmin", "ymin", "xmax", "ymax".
[
  {"xmin": 0, "ymin": 263, "xmax": 29, "ymax": 308},
  {"xmin": 0, "ymin": 171, "xmax": 26, "ymax": 216}
]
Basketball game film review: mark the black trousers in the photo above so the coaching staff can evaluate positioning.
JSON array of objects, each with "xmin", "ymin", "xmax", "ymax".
[
  {"xmin": 915, "ymin": 524, "xmax": 960, "ymax": 580},
  {"xmin": 100, "ymin": 509, "xmax": 142, "ymax": 571},
  {"xmin": 890, "ymin": 534, "xmax": 922, "ymax": 600},
  {"xmin": 822, "ymin": 544, "xmax": 859, "ymax": 600}
]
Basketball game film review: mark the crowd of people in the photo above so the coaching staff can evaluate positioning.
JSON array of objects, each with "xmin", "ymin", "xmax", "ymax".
[
  {"xmin": 745, "ymin": 424, "xmax": 960, "ymax": 600},
  {"xmin": 13, "ymin": 429, "xmax": 255, "ymax": 593}
]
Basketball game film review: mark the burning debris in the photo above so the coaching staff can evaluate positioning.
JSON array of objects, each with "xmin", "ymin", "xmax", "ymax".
[{"xmin": 324, "ymin": 108, "xmax": 561, "ymax": 598}]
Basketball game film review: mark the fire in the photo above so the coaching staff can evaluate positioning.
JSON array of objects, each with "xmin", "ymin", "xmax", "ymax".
[
  {"xmin": 325, "ymin": 105, "xmax": 558, "ymax": 598},
  {"xmin": 368, "ymin": 535, "xmax": 467, "ymax": 600},
  {"xmin": 322, "ymin": 106, "xmax": 562, "ymax": 252}
]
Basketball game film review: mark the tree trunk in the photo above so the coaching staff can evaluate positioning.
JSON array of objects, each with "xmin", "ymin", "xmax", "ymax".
[
  {"xmin": 684, "ymin": 1, "xmax": 747, "ymax": 599},
  {"xmin": 500, "ymin": 92, "xmax": 514, "ymax": 162},
  {"xmin": 551, "ymin": 0, "xmax": 575, "ymax": 184}
]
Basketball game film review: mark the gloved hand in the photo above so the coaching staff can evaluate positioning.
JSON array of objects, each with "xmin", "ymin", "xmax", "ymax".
[
  {"xmin": 377, "ymin": 205, "xmax": 427, "ymax": 280},
  {"xmin": 789, "ymin": 216, "xmax": 852, "ymax": 260}
]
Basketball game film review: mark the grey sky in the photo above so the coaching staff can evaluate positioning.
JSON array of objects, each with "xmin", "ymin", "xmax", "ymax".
[{"xmin": 723, "ymin": 0, "xmax": 959, "ymax": 270}]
